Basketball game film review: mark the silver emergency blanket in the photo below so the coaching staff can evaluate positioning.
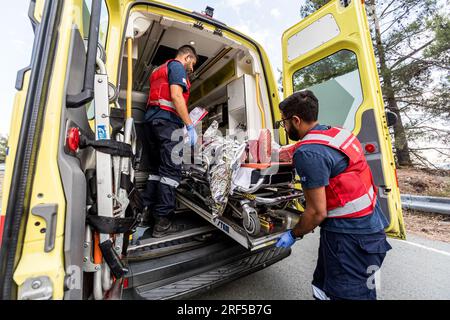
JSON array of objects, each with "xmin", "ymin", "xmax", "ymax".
[{"xmin": 201, "ymin": 121, "xmax": 247, "ymax": 216}]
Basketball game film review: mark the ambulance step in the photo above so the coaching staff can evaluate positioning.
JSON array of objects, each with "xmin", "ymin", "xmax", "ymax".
[
  {"xmin": 123, "ymin": 243, "xmax": 290, "ymax": 300},
  {"xmin": 126, "ymin": 226, "xmax": 219, "ymax": 261}
]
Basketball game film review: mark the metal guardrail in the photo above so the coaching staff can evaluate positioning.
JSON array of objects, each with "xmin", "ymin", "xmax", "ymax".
[{"xmin": 401, "ymin": 194, "xmax": 450, "ymax": 215}]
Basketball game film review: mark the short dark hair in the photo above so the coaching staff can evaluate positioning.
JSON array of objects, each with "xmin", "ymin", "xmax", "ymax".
[
  {"xmin": 177, "ymin": 45, "xmax": 198, "ymax": 61},
  {"xmin": 279, "ymin": 90, "xmax": 319, "ymax": 122}
]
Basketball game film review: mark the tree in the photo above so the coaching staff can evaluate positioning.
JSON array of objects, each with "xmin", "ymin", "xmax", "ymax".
[
  {"xmin": 300, "ymin": 0, "xmax": 450, "ymax": 167},
  {"xmin": 0, "ymin": 135, "xmax": 8, "ymax": 163}
]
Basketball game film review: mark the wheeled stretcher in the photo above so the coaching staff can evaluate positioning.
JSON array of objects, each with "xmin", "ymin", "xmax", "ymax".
[{"xmin": 176, "ymin": 122, "xmax": 305, "ymax": 251}]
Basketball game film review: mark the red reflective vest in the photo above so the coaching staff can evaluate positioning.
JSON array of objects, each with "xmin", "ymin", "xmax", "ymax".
[
  {"xmin": 147, "ymin": 59, "xmax": 191, "ymax": 118},
  {"xmin": 297, "ymin": 127, "xmax": 377, "ymax": 219}
]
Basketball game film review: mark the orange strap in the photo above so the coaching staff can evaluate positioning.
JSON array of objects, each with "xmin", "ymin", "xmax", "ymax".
[
  {"xmin": 241, "ymin": 162, "xmax": 292, "ymax": 169},
  {"xmin": 93, "ymin": 232, "xmax": 102, "ymax": 265}
]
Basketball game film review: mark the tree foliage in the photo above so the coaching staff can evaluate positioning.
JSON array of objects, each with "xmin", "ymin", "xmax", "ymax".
[
  {"xmin": 293, "ymin": 50, "xmax": 358, "ymax": 90},
  {"xmin": 299, "ymin": 0, "xmax": 450, "ymax": 168},
  {"xmin": 0, "ymin": 135, "xmax": 8, "ymax": 163}
]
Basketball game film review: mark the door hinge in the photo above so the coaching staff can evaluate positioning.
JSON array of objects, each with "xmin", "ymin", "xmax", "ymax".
[{"xmin": 193, "ymin": 21, "xmax": 204, "ymax": 30}]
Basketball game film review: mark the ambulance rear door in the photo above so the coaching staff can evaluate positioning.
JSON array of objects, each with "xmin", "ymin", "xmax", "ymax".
[{"xmin": 281, "ymin": 0, "xmax": 405, "ymax": 239}]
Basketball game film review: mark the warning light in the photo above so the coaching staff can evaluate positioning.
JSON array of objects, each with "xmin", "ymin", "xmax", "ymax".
[
  {"xmin": 365, "ymin": 143, "xmax": 376, "ymax": 154},
  {"xmin": 66, "ymin": 127, "xmax": 80, "ymax": 153},
  {"xmin": 203, "ymin": 6, "xmax": 214, "ymax": 18}
]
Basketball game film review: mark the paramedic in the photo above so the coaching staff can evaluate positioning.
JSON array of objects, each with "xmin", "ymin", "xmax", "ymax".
[
  {"xmin": 142, "ymin": 45, "xmax": 198, "ymax": 238},
  {"xmin": 275, "ymin": 90, "xmax": 392, "ymax": 300}
]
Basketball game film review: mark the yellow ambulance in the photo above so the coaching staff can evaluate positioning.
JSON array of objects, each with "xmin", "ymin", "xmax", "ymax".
[{"xmin": 0, "ymin": 0, "xmax": 404, "ymax": 300}]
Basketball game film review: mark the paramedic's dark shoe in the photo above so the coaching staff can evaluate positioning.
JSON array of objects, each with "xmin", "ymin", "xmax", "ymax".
[
  {"xmin": 139, "ymin": 206, "xmax": 153, "ymax": 227},
  {"xmin": 152, "ymin": 217, "xmax": 185, "ymax": 238}
]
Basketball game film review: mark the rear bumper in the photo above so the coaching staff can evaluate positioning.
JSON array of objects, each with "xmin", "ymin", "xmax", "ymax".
[{"xmin": 123, "ymin": 239, "xmax": 290, "ymax": 300}]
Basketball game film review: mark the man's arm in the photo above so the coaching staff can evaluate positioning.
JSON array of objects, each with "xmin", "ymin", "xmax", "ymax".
[
  {"xmin": 170, "ymin": 84, "xmax": 192, "ymax": 126},
  {"xmin": 291, "ymin": 186, "xmax": 328, "ymax": 238}
]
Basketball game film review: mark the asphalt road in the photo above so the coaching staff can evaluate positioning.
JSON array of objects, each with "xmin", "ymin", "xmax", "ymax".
[
  {"xmin": 194, "ymin": 231, "xmax": 450, "ymax": 300},
  {"xmin": 1, "ymin": 170, "xmax": 448, "ymax": 299}
]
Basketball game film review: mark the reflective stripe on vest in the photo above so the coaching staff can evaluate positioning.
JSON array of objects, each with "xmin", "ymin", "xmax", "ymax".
[
  {"xmin": 148, "ymin": 99, "xmax": 176, "ymax": 111},
  {"xmin": 302, "ymin": 129, "xmax": 354, "ymax": 150},
  {"xmin": 327, "ymin": 185, "xmax": 375, "ymax": 218}
]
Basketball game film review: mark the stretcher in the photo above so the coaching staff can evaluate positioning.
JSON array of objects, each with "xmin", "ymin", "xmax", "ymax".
[{"xmin": 176, "ymin": 122, "xmax": 305, "ymax": 251}]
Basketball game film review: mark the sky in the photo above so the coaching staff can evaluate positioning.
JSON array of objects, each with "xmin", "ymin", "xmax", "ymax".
[
  {"xmin": 0, "ymin": 0, "xmax": 306, "ymax": 136},
  {"xmin": 0, "ymin": 0, "xmax": 34, "ymax": 135},
  {"xmin": 166, "ymin": 0, "xmax": 307, "ymax": 76}
]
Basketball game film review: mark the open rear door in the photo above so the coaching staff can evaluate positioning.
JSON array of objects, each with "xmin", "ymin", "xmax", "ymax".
[
  {"xmin": 281, "ymin": 0, "xmax": 405, "ymax": 239},
  {"xmin": 1, "ymin": 0, "xmax": 111, "ymax": 300}
]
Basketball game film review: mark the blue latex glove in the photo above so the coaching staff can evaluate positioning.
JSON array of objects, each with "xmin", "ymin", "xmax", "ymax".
[
  {"xmin": 186, "ymin": 124, "xmax": 198, "ymax": 147},
  {"xmin": 276, "ymin": 230, "xmax": 297, "ymax": 248}
]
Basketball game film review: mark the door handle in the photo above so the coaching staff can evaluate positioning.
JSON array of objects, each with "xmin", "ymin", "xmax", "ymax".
[{"xmin": 31, "ymin": 204, "xmax": 58, "ymax": 253}]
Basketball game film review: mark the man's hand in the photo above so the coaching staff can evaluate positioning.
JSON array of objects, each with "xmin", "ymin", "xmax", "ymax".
[
  {"xmin": 186, "ymin": 124, "xmax": 198, "ymax": 146},
  {"xmin": 276, "ymin": 230, "xmax": 297, "ymax": 248}
]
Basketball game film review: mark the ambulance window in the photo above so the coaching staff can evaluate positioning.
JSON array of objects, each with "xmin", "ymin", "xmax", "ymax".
[
  {"xmin": 83, "ymin": 0, "xmax": 109, "ymax": 48},
  {"xmin": 292, "ymin": 50, "xmax": 363, "ymax": 131}
]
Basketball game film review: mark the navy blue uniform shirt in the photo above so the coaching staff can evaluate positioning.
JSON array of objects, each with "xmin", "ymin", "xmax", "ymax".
[
  {"xmin": 293, "ymin": 124, "xmax": 389, "ymax": 234},
  {"xmin": 145, "ymin": 60, "xmax": 188, "ymax": 126}
]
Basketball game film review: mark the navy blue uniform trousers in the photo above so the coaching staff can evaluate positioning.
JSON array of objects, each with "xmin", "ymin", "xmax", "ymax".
[
  {"xmin": 312, "ymin": 228, "xmax": 392, "ymax": 300},
  {"xmin": 142, "ymin": 118, "xmax": 184, "ymax": 218}
]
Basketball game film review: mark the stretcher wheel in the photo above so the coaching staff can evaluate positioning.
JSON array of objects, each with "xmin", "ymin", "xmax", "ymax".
[{"xmin": 244, "ymin": 212, "xmax": 260, "ymax": 236}]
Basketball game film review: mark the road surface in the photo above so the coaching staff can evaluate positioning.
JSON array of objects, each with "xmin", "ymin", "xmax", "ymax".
[
  {"xmin": 194, "ymin": 231, "xmax": 450, "ymax": 300},
  {"xmin": 1, "ymin": 170, "xmax": 448, "ymax": 299}
]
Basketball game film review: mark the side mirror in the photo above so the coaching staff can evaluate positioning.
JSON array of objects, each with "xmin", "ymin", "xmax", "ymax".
[{"xmin": 386, "ymin": 111, "xmax": 398, "ymax": 127}]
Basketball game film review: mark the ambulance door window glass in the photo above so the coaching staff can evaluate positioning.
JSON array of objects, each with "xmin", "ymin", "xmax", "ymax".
[
  {"xmin": 83, "ymin": 0, "xmax": 109, "ymax": 48},
  {"xmin": 292, "ymin": 50, "xmax": 363, "ymax": 131}
]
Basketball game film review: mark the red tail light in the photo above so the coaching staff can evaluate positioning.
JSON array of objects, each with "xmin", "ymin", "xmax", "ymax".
[
  {"xmin": 364, "ymin": 143, "xmax": 376, "ymax": 154},
  {"xmin": 123, "ymin": 278, "xmax": 129, "ymax": 289},
  {"xmin": 66, "ymin": 127, "xmax": 80, "ymax": 153},
  {"xmin": 0, "ymin": 215, "xmax": 5, "ymax": 248}
]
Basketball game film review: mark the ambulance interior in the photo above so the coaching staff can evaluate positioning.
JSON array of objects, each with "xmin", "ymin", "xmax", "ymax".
[
  {"xmin": 118, "ymin": 11, "xmax": 276, "ymax": 139},
  {"xmin": 117, "ymin": 10, "xmax": 303, "ymax": 252}
]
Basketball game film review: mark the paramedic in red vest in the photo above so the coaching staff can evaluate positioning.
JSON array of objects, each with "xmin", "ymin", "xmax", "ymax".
[
  {"xmin": 275, "ymin": 90, "xmax": 392, "ymax": 300},
  {"xmin": 142, "ymin": 45, "xmax": 198, "ymax": 238}
]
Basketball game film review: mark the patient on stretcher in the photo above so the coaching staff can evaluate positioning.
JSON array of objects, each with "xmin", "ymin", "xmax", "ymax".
[{"xmin": 178, "ymin": 121, "xmax": 304, "ymax": 239}]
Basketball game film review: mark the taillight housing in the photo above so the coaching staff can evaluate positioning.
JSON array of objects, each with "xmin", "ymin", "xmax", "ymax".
[
  {"xmin": 66, "ymin": 127, "xmax": 80, "ymax": 154},
  {"xmin": 364, "ymin": 143, "xmax": 377, "ymax": 154}
]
